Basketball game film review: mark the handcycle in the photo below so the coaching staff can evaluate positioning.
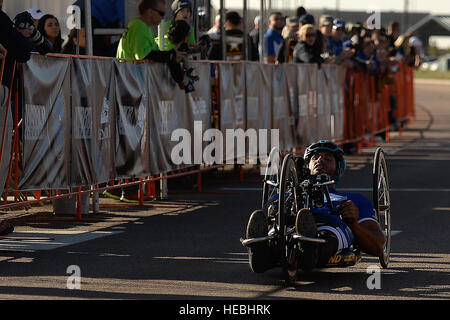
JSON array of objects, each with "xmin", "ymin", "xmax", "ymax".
[{"xmin": 240, "ymin": 147, "xmax": 391, "ymax": 285}]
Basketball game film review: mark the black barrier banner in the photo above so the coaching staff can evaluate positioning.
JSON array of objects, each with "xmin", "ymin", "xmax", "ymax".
[
  {"xmin": 218, "ymin": 63, "xmax": 245, "ymax": 164},
  {"xmin": 317, "ymin": 66, "xmax": 332, "ymax": 140},
  {"xmin": 245, "ymin": 62, "xmax": 273, "ymax": 162},
  {"xmin": 20, "ymin": 55, "xmax": 71, "ymax": 190},
  {"xmin": 185, "ymin": 61, "xmax": 213, "ymax": 166},
  {"xmin": 114, "ymin": 61, "xmax": 151, "ymax": 178},
  {"xmin": 334, "ymin": 65, "xmax": 347, "ymax": 141},
  {"xmin": 71, "ymin": 58, "xmax": 116, "ymax": 186},
  {"xmin": 147, "ymin": 63, "xmax": 191, "ymax": 174},
  {"xmin": 219, "ymin": 63, "xmax": 245, "ymax": 132},
  {"xmin": 296, "ymin": 64, "xmax": 317, "ymax": 146},
  {"xmin": 272, "ymin": 64, "xmax": 296, "ymax": 151},
  {"xmin": 245, "ymin": 62, "xmax": 271, "ymax": 131}
]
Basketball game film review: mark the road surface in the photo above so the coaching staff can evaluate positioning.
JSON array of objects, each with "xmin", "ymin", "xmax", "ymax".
[{"xmin": 0, "ymin": 79, "xmax": 449, "ymax": 302}]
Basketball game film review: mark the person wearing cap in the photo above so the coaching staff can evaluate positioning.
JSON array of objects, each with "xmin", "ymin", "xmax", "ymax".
[
  {"xmin": 326, "ymin": 19, "xmax": 355, "ymax": 65},
  {"xmin": 26, "ymin": 8, "xmax": 45, "ymax": 28},
  {"xmin": 298, "ymin": 13, "xmax": 315, "ymax": 28},
  {"xmin": 158, "ymin": 0, "xmax": 196, "ymax": 51},
  {"xmin": 263, "ymin": 12, "xmax": 284, "ymax": 64},
  {"xmin": 276, "ymin": 16, "xmax": 299, "ymax": 64}
]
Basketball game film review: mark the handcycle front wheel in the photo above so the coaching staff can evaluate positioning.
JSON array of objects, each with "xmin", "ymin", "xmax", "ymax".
[
  {"xmin": 277, "ymin": 154, "xmax": 300, "ymax": 285},
  {"xmin": 373, "ymin": 147, "xmax": 391, "ymax": 269},
  {"xmin": 262, "ymin": 147, "xmax": 281, "ymax": 209}
]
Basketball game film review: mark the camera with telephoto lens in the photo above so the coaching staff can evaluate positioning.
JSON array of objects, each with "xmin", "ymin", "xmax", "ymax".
[
  {"xmin": 177, "ymin": 42, "xmax": 192, "ymax": 54},
  {"xmin": 13, "ymin": 11, "xmax": 54, "ymax": 55}
]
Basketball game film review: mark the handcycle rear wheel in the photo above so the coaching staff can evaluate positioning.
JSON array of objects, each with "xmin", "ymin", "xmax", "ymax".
[
  {"xmin": 373, "ymin": 148, "xmax": 391, "ymax": 269},
  {"xmin": 278, "ymin": 154, "xmax": 300, "ymax": 285}
]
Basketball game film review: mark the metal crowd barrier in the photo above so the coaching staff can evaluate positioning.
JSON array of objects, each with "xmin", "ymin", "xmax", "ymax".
[{"xmin": 0, "ymin": 53, "xmax": 414, "ymax": 219}]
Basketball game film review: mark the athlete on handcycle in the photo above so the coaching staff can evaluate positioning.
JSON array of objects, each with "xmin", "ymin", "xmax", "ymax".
[{"xmin": 247, "ymin": 140, "xmax": 386, "ymax": 273}]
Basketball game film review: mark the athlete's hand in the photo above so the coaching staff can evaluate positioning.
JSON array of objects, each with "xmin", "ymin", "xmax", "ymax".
[{"xmin": 337, "ymin": 200, "xmax": 359, "ymax": 228}]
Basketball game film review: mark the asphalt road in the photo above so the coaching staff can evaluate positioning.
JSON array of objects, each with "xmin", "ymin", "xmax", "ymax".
[{"xmin": 0, "ymin": 79, "xmax": 449, "ymax": 302}]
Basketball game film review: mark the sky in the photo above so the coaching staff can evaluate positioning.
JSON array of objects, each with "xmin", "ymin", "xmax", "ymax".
[{"xmin": 215, "ymin": 0, "xmax": 450, "ymax": 15}]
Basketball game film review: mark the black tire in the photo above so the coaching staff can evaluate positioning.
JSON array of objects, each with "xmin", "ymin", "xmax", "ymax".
[
  {"xmin": 278, "ymin": 154, "xmax": 300, "ymax": 285},
  {"xmin": 373, "ymin": 148, "xmax": 391, "ymax": 269},
  {"xmin": 246, "ymin": 210, "xmax": 270, "ymax": 273},
  {"xmin": 262, "ymin": 147, "xmax": 281, "ymax": 209}
]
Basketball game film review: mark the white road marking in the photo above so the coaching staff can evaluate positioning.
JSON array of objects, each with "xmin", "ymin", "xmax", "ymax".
[
  {"xmin": 220, "ymin": 187, "xmax": 450, "ymax": 192},
  {"xmin": 0, "ymin": 231, "xmax": 123, "ymax": 251}
]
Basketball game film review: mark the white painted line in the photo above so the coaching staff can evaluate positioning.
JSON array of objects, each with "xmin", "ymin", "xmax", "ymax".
[
  {"xmin": 219, "ymin": 187, "xmax": 450, "ymax": 192},
  {"xmin": 339, "ymin": 188, "xmax": 450, "ymax": 192},
  {"xmin": 0, "ymin": 231, "xmax": 123, "ymax": 251}
]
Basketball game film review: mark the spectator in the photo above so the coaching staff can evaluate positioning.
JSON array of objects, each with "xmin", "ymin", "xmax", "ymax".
[
  {"xmin": 207, "ymin": 14, "xmax": 221, "ymax": 40},
  {"xmin": 26, "ymin": 8, "xmax": 46, "ymax": 28},
  {"xmin": 406, "ymin": 36, "xmax": 424, "ymax": 68},
  {"xmin": 159, "ymin": 0, "xmax": 196, "ymax": 51},
  {"xmin": 283, "ymin": 13, "xmax": 314, "ymax": 39},
  {"xmin": 208, "ymin": 11, "xmax": 258, "ymax": 61},
  {"xmin": 319, "ymin": 15, "xmax": 333, "ymax": 38},
  {"xmin": 0, "ymin": 2, "xmax": 39, "ymax": 235},
  {"xmin": 354, "ymin": 37, "xmax": 379, "ymax": 75},
  {"xmin": 372, "ymin": 29, "xmax": 389, "ymax": 52},
  {"xmin": 116, "ymin": 0, "xmax": 187, "ymax": 89},
  {"xmin": 276, "ymin": 16, "xmax": 299, "ymax": 64},
  {"xmin": 37, "ymin": 14, "xmax": 63, "ymax": 53},
  {"xmin": 326, "ymin": 19, "xmax": 346, "ymax": 57},
  {"xmin": 293, "ymin": 24, "xmax": 323, "ymax": 66},
  {"xmin": 387, "ymin": 21, "xmax": 400, "ymax": 50},
  {"xmin": 299, "ymin": 13, "xmax": 315, "ymax": 28},
  {"xmin": 263, "ymin": 12, "xmax": 284, "ymax": 64},
  {"xmin": 295, "ymin": 6, "xmax": 306, "ymax": 19},
  {"xmin": 167, "ymin": 19, "xmax": 199, "ymax": 93},
  {"xmin": 62, "ymin": 27, "xmax": 87, "ymax": 55},
  {"xmin": 0, "ymin": 7, "xmax": 35, "ymax": 88},
  {"xmin": 249, "ymin": 16, "xmax": 260, "ymax": 50},
  {"xmin": 326, "ymin": 19, "xmax": 355, "ymax": 66}
]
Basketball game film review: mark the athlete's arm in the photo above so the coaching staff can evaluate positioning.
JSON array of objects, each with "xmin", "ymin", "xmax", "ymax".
[{"xmin": 338, "ymin": 200, "xmax": 386, "ymax": 257}]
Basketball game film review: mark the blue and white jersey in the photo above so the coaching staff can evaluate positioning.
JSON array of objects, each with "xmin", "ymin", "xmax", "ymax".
[{"xmin": 311, "ymin": 188, "xmax": 378, "ymax": 251}]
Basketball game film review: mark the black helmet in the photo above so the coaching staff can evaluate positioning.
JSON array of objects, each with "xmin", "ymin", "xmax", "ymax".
[{"xmin": 304, "ymin": 140, "xmax": 346, "ymax": 181}]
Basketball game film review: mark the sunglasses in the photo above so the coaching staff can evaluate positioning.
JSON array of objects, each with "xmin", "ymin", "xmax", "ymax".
[{"xmin": 151, "ymin": 7, "xmax": 165, "ymax": 18}]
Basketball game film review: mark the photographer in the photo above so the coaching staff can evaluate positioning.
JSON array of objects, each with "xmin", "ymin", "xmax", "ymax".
[
  {"xmin": 167, "ymin": 20, "xmax": 199, "ymax": 93},
  {"xmin": 0, "ymin": 5, "xmax": 32, "ymax": 88},
  {"xmin": 12, "ymin": 11, "xmax": 54, "ymax": 56}
]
